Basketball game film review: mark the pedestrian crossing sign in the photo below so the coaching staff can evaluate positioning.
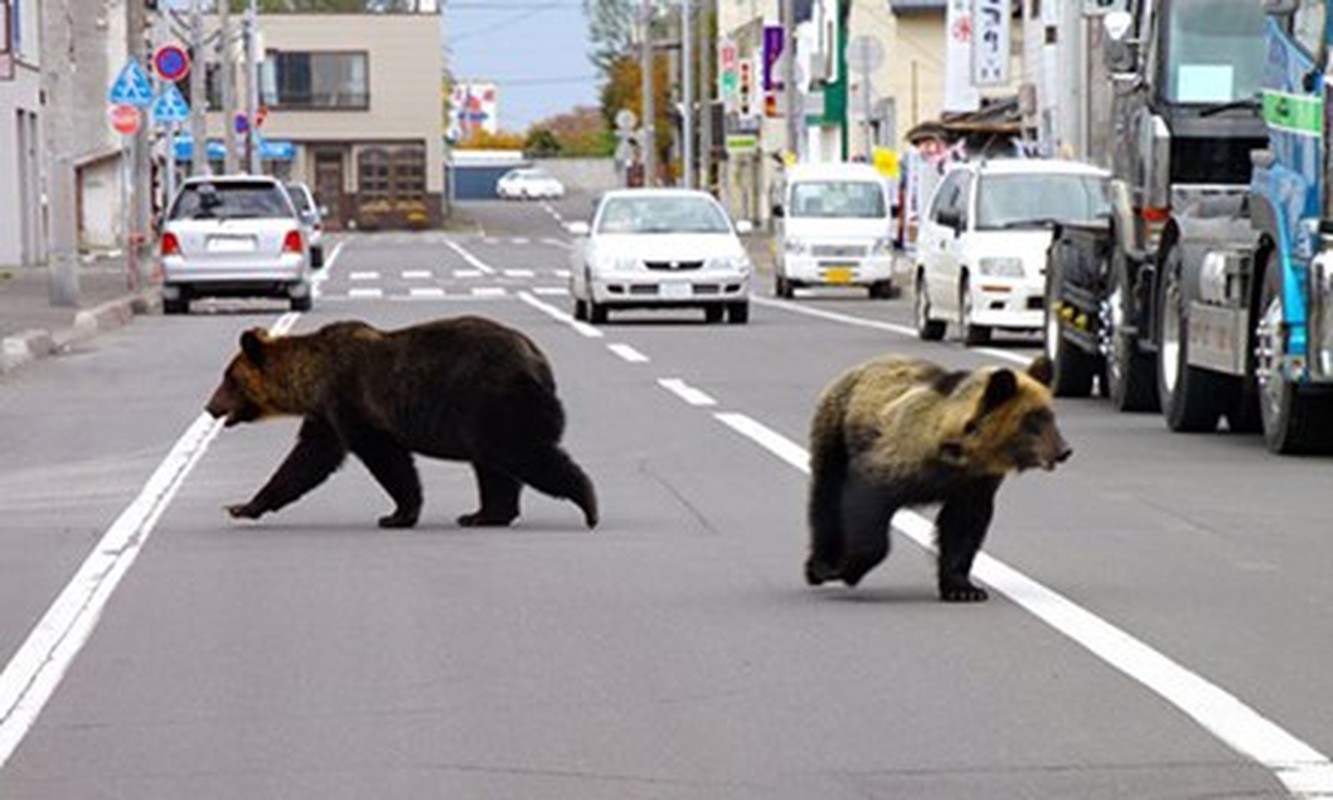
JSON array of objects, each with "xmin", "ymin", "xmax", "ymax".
[
  {"xmin": 151, "ymin": 83, "xmax": 191, "ymax": 125},
  {"xmin": 108, "ymin": 59, "xmax": 154, "ymax": 108}
]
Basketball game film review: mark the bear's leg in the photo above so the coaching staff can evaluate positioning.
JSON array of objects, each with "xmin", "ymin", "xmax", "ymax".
[
  {"xmin": 805, "ymin": 439, "xmax": 848, "ymax": 585},
  {"xmin": 935, "ymin": 478, "xmax": 1001, "ymax": 602},
  {"xmin": 498, "ymin": 445, "xmax": 599, "ymax": 529},
  {"xmin": 836, "ymin": 473, "xmax": 897, "ymax": 587},
  {"xmin": 458, "ymin": 463, "xmax": 522, "ymax": 527},
  {"xmin": 348, "ymin": 428, "xmax": 423, "ymax": 529},
  {"xmin": 228, "ymin": 417, "xmax": 347, "ymax": 520}
]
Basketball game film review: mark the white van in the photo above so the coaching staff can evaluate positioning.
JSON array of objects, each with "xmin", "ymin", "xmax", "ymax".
[{"xmin": 772, "ymin": 162, "xmax": 897, "ymax": 299}]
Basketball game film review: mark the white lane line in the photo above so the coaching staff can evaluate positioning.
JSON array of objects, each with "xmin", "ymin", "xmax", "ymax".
[
  {"xmin": 453, "ymin": 269, "xmax": 484, "ymax": 279},
  {"xmin": 608, "ymin": 343, "xmax": 650, "ymax": 364},
  {"xmin": 445, "ymin": 239, "xmax": 496, "ymax": 275},
  {"xmin": 0, "ymin": 313, "xmax": 302, "ymax": 769},
  {"xmin": 504, "ymin": 269, "xmax": 535, "ymax": 278},
  {"xmin": 349, "ymin": 271, "xmax": 379, "ymax": 281},
  {"xmin": 532, "ymin": 287, "xmax": 568, "ymax": 296},
  {"xmin": 713, "ymin": 410, "xmax": 1333, "ymax": 798},
  {"xmin": 658, "ymin": 378, "xmax": 716, "ymax": 407},
  {"xmin": 311, "ymin": 240, "xmax": 346, "ymax": 298},
  {"xmin": 516, "ymin": 291, "xmax": 603, "ymax": 339},
  {"xmin": 753, "ymin": 296, "xmax": 1034, "ymax": 367},
  {"xmin": 348, "ymin": 288, "xmax": 383, "ymax": 299},
  {"xmin": 409, "ymin": 287, "xmax": 446, "ymax": 299},
  {"xmin": 471, "ymin": 287, "xmax": 507, "ymax": 298},
  {"xmin": 402, "ymin": 270, "xmax": 432, "ymax": 280}
]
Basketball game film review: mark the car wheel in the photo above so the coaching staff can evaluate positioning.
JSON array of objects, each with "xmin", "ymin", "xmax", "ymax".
[
  {"xmin": 290, "ymin": 293, "xmax": 312, "ymax": 312},
  {"xmin": 868, "ymin": 280, "xmax": 897, "ymax": 300},
  {"xmin": 163, "ymin": 296, "xmax": 190, "ymax": 315},
  {"xmin": 1104, "ymin": 247, "xmax": 1159, "ymax": 411},
  {"xmin": 704, "ymin": 305, "xmax": 725, "ymax": 324},
  {"xmin": 1044, "ymin": 252, "xmax": 1097, "ymax": 397},
  {"xmin": 727, "ymin": 302, "xmax": 750, "ymax": 324},
  {"xmin": 1156, "ymin": 241, "xmax": 1224, "ymax": 432},
  {"xmin": 573, "ymin": 298, "xmax": 589, "ymax": 321},
  {"xmin": 589, "ymin": 300, "xmax": 608, "ymax": 324},
  {"xmin": 915, "ymin": 271, "xmax": 945, "ymax": 341},
  {"xmin": 959, "ymin": 276, "xmax": 991, "ymax": 346},
  {"xmin": 1255, "ymin": 251, "xmax": 1333, "ymax": 453}
]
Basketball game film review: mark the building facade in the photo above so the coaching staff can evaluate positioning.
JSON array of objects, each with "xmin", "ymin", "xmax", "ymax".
[
  {"xmin": 197, "ymin": 11, "xmax": 445, "ymax": 231},
  {"xmin": 0, "ymin": 0, "xmax": 45, "ymax": 266}
]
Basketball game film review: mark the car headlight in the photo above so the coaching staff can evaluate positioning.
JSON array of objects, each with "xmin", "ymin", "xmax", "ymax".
[
  {"xmin": 594, "ymin": 255, "xmax": 638, "ymax": 272},
  {"xmin": 708, "ymin": 255, "xmax": 751, "ymax": 273},
  {"xmin": 977, "ymin": 257, "xmax": 1025, "ymax": 277},
  {"xmin": 784, "ymin": 238, "xmax": 810, "ymax": 255}
]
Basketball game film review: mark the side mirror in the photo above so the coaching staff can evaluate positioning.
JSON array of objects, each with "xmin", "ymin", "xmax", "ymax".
[
  {"xmin": 735, "ymin": 219, "xmax": 754, "ymax": 235},
  {"xmin": 566, "ymin": 221, "xmax": 591, "ymax": 237},
  {"xmin": 771, "ymin": 204, "xmax": 785, "ymax": 218}
]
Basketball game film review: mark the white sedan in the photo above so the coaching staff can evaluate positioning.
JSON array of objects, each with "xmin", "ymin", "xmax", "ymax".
[
  {"xmin": 568, "ymin": 189, "xmax": 753, "ymax": 324},
  {"xmin": 496, "ymin": 167, "xmax": 565, "ymax": 200}
]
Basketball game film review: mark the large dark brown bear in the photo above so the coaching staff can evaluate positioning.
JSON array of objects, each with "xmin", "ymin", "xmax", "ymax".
[
  {"xmin": 205, "ymin": 317, "xmax": 598, "ymax": 530},
  {"xmin": 805, "ymin": 354, "xmax": 1069, "ymax": 602}
]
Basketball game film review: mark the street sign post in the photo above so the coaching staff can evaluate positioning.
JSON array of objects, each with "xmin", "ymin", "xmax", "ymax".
[
  {"xmin": 153, "ymin": 44, "xmax": 190, "ymax": 83},
  {"xmin": 108, "ymin": 104, "xmax": 141, "ymax": 135}
]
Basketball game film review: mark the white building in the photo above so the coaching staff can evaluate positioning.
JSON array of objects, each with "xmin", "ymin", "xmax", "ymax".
[{"xmin": 0, "ymin": 0, "xmax": 45, "ymax": 266}]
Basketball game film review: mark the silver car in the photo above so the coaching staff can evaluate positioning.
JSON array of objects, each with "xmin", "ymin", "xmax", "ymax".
[
  {"xmin": 160, "ymin": 176, "xmax": 318, "ymax": 314},
  {"xmin": 285, "ymin": 181, "xmax": 326, "ymax": 268}
]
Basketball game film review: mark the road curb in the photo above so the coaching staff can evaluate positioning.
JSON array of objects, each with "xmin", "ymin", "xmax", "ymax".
[{"xmin": 0, "ymin": 290, "xmax": 161, "ymax": 376}]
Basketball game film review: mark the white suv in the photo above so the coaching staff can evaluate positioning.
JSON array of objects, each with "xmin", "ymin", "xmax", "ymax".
[
  {"xmin": 914, "ymin": 159, "xmax": 1110, "ymax": 344},
  {"xmin": 160, "ymin": 175, "xmax": 318, "ymax": 314}
]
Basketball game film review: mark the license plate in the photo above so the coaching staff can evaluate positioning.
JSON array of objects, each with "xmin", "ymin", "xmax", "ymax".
[
  {"xmin": 207, "ymin": 236, "xmax": 256, "ymax": 254},
  {"xmin": 661, "ymin": 282, "xmax": 692, "ymax": 299},
  {"xmin": 824, "ymin": 266, "xmax": 854, "ymax": 284}
]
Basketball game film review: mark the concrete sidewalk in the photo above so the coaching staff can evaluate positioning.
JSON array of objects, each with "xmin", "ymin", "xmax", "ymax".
[{"xmin": 0, "ymin": 255, "xmax": 160, "ymax": 375}]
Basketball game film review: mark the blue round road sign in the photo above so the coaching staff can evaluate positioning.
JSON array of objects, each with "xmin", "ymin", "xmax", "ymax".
[{"xmin": 154, "ymin": 45, "xmax": 190, "ymax": 82}]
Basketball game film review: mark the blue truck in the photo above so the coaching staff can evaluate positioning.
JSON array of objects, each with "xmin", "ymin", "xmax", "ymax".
[{"xmin": 1045, "ymin": 0, "xmax": 1333, "ymax": 454}]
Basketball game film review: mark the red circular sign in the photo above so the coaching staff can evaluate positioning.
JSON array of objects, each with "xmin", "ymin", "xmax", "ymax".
[
  {"xmin": 153, "ymin": 44, "xmax": 190, "ymax": 82},
  {"xmin": 108, "ymin": 104, "xmax": 140, "ymax": 135}
]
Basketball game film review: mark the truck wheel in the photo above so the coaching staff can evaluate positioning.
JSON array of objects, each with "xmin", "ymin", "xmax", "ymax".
[
  {"xmin": 959, "ymin": 276, "xmax": 991, "ymax": 346},
  {"xmin": 1104, "ymin": 248, "xmax": 1159, "ymax": 411},
  {"xmin": 1156, "ymin": 244, "xmax": 1224, "ymax": 432},
  {"xmin": 915, "ymin": 271, "xmax": 945, "ymax": 341},
  {"xmin": 1255, "ymin": 256, "xmax": 1333, "ymax": 453},
  {"xmin": 1044, "ymin": 266, "xmax": 1096, "ymax": 397}
]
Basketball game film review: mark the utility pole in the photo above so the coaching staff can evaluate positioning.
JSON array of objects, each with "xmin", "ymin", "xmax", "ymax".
[
  {"xmin": 681, "ymin": 0, "xmax": 693, "ymax": 189},
  {"xmin": 188, "ymin": 0, "xmax": 208, "ymax": 176},
  {"xmin": 131, "ymin": 0, "xmax": 152, "ymax": 284},
  {"xmin": 698, "ymin": 0, "xmax": 711, "ymax": 194},
  {"xmin": 782, "ymin": 0, "xmax": 799, "ymax": 162},
  {"xmin": 221, "ymin": 0, "xmax": 239, "ymax": 174},
  {"xmin": 44, "ymin": 0, "xmax": 78, "ymax": 305},
  {"xmin": 640, "ymin": 0, "xmax": 655, "ymax": 187},
  {"xmin": 245, "ymin": 0, "xmax": 261, "ymax": 174}
]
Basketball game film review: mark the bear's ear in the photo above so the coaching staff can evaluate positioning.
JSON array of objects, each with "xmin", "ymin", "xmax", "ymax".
[
  {"xmin": 240, "ymin": 328, "xmax": 269, "ymax": 368},
  {"xmin": 1027, "ymin": 354, "xmax": 1054, "ymax": 388},
  {"xmin": 981, "ymin": 368, "xmax": 1019, "ymax": 414}
]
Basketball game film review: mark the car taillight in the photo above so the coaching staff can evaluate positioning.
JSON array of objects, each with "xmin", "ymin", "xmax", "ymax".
[
  {"xmin": 160, "ymin": 232, "xmax": 181, "ymax": 256},
  {"xmin": 282, "ymin": 230, "xmax": 303, "ymax": 254}
]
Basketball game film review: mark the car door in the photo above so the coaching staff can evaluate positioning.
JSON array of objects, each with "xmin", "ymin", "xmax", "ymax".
[
  {"xmin": 917, "ymin": 170, "xmax": 968, "ymax": 317},
  {"xmin": 938, "ymin": 171, "xmax": 974, "ymax": 318}
]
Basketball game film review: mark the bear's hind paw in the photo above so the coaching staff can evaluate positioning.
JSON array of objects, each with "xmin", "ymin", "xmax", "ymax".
[
  {"xmin": 457, "ymin": 510, "xmax": 517, "ymax": 528},
  {"xmin": 939, "ymin": 583, "xmax": 989, "ymax": 603},
  {"xmin": 378, "ymin": 510, "xmax": 419, "ymax": 529},
  {"xmin": 226, "ymin": 503, "xmax": 262, "ymax": 520}
]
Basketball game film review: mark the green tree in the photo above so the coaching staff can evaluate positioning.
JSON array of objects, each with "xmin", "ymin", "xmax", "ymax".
[{"xmin": 584, "ymin": 0, "xmax": 639, "ymax": 76}]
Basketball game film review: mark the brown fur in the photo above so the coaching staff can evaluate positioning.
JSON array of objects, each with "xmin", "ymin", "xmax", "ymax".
[
  {"xmin": 206, "ymin": 317, "xmax": 598, "ymax": 530},
  {"xmin": 806, "ymin": 355, "xmax": 1069, "ymax": 601}
]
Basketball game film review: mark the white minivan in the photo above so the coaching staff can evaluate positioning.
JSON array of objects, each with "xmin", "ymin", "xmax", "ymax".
[{"xmin": 772, "ymin": 162, "xmax": 897, "ymax": 299}]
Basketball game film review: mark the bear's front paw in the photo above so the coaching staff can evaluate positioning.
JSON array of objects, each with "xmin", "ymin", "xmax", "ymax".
[
  {"xmin": 226, "ymin": 502, "xmax": 262, "ymax": 520},
  {"xmin": 457, "ymin": 510, "xmax": 516, "ymax": 528},
  {"xmin": 804, "ymin": 559, "xmax": 839, "ymax": 586},
  {"xmin": 378, "ymin": 510, "xmax": 419, "ymax": 529},
  {"xmin": 939, "ymin": 582, "xmax": 989, "ymax": 603}
]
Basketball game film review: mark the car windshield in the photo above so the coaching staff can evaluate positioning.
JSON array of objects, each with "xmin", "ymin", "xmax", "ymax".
[
  {"xmin": 788, "ymin": 180, "xmax": 885, "ymax": 218},
  {"xmin": 596, "ymin": 196, "xmax": 731, "ymax": 234},
  {"xmin": 170, "ymin": 182, "xmax": 293, "ymax": 221},
  {"xmin": 974, "ymin": 173, "xmax": 1111, "ymax": 230},
  {"xmin": 1162, "ymin": 0, "xmax": 1265, "ymax": 104}
]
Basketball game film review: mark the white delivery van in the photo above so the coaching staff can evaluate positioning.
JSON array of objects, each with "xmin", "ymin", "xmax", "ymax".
[{"xmin": 772, "ymin": 162, "xmax": 897, "ymax": 299}]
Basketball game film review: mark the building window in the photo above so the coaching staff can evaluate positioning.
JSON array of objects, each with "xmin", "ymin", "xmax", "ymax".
[{"xmin": 262, "ymin": 51, "xmax": 369, "ymax": 110}]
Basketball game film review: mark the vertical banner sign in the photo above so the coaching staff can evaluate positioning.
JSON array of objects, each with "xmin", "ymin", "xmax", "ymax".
[
  {"xmin": 719, "ymin": 38, "xmax": 739, "ymax": 114},
  {"xmin": 944, "ymin": 0, "xmax": 980, "ymax": 111},
  {"xmin": 971, "ymin": 0, "xmax": 1009, "ymax": 87}
]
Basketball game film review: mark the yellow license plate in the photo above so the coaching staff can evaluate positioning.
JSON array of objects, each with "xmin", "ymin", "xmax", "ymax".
[{"xmin": 824, "ymin": 266, "xmax": 854, "ymax": 284}]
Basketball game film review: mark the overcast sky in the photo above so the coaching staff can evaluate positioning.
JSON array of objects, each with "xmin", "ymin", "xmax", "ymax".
[{"xmin": 445, "ymin": 1, "xmax": 601, "ymax": 131}]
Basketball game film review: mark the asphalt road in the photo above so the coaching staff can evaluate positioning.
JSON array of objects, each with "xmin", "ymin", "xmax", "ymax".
[{"xmin": 1, "ymin": 194, "xmax": 1331, "ymax": 798}]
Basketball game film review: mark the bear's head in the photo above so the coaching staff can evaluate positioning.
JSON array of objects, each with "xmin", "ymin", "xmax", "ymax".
[
  {"xmin": 939, "ymin": 355, "xmax": 1071, "ymax": 475},
  {"xmin": 205, "ymin": 328, "xmax": 289, "ymax": 427}
]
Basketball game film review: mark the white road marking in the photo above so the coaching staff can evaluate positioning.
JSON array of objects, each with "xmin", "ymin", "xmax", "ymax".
[
  {"xmin": 311, "ymin": 240, "xmax": 346, "ymax": 298},
  {"xmin": 409, "ymin": 287, "xmax": 446, "ymax": 298},
  {"xmin": 532, "ymin": 287, "xmax": 568, "ymax": 296},
  {"xmin": 348, "ymin": 287, "xmax": 383, "ymax": 299},
  {"xmin": 445, "ymin": 239, "xmax": 496, "ymax": 275},
  {"xmin": 516, "ymin": 291, "xmax": 603, "ymax": 339},
  {"xmin": 608, "ymin": 343, "xmax": 650, "ymax": 363},
  {"xmin": 471, "ymin": 287, "xmax": 506, "ymax": 298},
  {"xmin": 504, "ymin": 269, "xmax": 535, "ymax": 278},
  {"xmin": 402, "ymin": 270, "xmax": 433, "ymax": 280},
  {"xmin": 0, "ymin": 313, "xmax": 303, "ymax": 769},
  {"xmin": 349, "ymin": 271, "xmax": 379, "ymax": 281},
  {"xmin": 658, "ymin": 378, "xmax": 716, "ymax": 407},
  {"xmin": 512, "ymin": 237, "xmax": 530, "ymax": 245},
  {"xmin": 454, "ymin": 269, "xmax": 484, "ymax": 279},
  {"xmin": 713, "ymin": 410, "xmax": 1333, "ymax": 798}
]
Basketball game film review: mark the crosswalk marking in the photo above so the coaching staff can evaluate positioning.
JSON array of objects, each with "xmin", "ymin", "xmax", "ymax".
[
  {"xmin": 472, "ymin": 287, "xmax": 507, "ymax": 298},
  {"xmin": 532, "ymin": 287, "xmax": 568, "ymax": 296},
  {"xmin": 349, "ymin": 271, "xmax": 380, "ymax": 281},
  {"xmin": 408, "ymin": 287, "xmax": 446, "ymax": 298},
  {"xmin": 503, "ymin": 269, "xmax": 535, "ymax": 278},
  {"xmin": 348, "ymin": 287, "xmax": 383, "ymax": 298},
  {"xmin": 402, "ymin": 270, "xmax": 432, "ymax": 280}
]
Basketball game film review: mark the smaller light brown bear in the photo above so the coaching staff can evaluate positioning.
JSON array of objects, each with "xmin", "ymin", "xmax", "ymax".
[{"xmin": 805, "ymin": 354, "xmax": 1070, "ymax": 602}]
